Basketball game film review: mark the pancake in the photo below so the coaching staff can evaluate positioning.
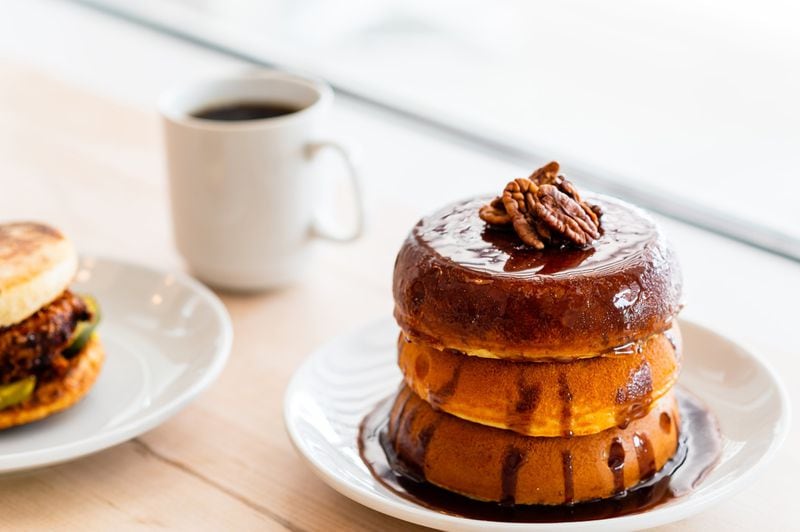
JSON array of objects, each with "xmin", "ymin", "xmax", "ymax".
[
  {"xmin": 388, "ymin": 385, "xmax": 680, "ymax": 506},
  {"xmin": 398, "ymin": 325, "xmax": 681, "ymax": 437},
  {"xmin": 393, "ymin": 196, "xmax": 683, "ymax": 360},
  {"xmin": 0, "ymin": 222, "xmax": 78, "ymax": 328},
  {"xmin": 0, "ymin": 335, "xmax": 104, "ymax": 430}
]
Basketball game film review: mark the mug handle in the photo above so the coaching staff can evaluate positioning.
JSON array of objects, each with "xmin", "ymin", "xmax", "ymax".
[{"xmin": 305, "ymin": 140, "xmax": 365, "ymax": 242}]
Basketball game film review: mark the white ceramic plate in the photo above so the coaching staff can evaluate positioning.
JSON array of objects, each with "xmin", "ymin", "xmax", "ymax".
[
  {"xmin": 0, "ymin": 256, "xmax": 232, "ymax": 473},
  {"xmin": 284, "ymin": 318, "xmax": 789, "ymax": 531}
]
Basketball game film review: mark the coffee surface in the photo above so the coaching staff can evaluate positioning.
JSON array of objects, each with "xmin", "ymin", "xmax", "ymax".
[{"xmin": 192, "ymin": 101, "xmax": 299, "ymax": 121}]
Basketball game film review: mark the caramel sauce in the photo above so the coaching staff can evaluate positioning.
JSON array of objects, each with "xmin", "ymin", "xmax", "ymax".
[
  {"xmin": 359, "ymin": 388, "xmax": 721, "ymax": 523},
  {"xmin": 562, "ymin": 451, "xmax": 575, "ymax": 504},
  {"xmin": 514, "ymin": 372, "xmax": 541, "ymax": 414},
  {"xmin": 413, "ymin": 422, "xmax": 439, "ymax": 471},
  {"xmin": 614, "ymin": 362, "xmax": 654, "ymax": 404},
  {"xmin": 427, "ymin": 358, "xmax": 465, "ymax": 410},
  {"xmin": 616, "ymin": 402, "xmax": 647, "ymax": 430},
  {"xmin": 508, "ymin": 370, "xmax": 541, "ymax": 432},
  {"xmin": 419, "ymin": 197, "xmax": 657, "ymax": 279},
  {"xmin": 500, "ymin": 446, "xmax": 526, "ymax": 505},
  {"xmin": 608, "ymin": 437, "xmax": 627, "ymax": 494},
  {"xmin": 387, "ymin": 384, "xmax": 413, "ymax": 435},
  {"xmin": 413, "ymin": 355, "xmax": 429, "ymax": 380},
  {"xmin": 633, "ymin": 433, "xmax": 657, "ymax": 479},
  {"xmin": 660, "ymin": 412, "xmax": 672, "ymax": 432},
  {"xmin": 557, "ymin": 373, "xmax": 574, "ymax": 438}
]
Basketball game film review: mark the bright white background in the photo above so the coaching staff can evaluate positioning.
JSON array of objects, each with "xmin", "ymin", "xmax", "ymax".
[{"xmin": 85, "ymin": 0, "xmax": 800, "ymax": 237}]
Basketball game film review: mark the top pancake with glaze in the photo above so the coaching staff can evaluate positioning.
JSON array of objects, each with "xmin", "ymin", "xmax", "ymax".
[{"xmin": 393, "ymin": 196, "xmax": 683, "ymax": 360}]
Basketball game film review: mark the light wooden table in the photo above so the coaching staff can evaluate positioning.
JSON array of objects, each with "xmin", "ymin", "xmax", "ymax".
[{"xmin": 0, "ymin": 2, "xmax": 798, "ymax": 530}]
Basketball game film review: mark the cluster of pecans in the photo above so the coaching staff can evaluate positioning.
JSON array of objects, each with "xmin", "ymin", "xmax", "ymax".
[{"xmin": 479, "ymin": 162, "xmax": 602, "ymax": 249}]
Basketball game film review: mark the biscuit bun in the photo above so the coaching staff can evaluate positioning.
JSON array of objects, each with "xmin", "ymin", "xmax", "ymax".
[{"xmin": 0, "ymin": 222, "xmax": 78, "ymax": 328}]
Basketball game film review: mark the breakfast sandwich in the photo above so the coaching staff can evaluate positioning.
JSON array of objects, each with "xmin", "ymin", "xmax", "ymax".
[{"xmin": 0, "ymin": 222, "xmax": 103, "ymax": 429}]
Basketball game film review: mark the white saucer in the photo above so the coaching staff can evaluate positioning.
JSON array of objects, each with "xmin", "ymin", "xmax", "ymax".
[
  {"xmin": 284, "ymin": 318, "xmax": 789, "ymax": 531},
  {"xmin": 0, "ymin": 257, "xmax": 232, "ymax": 473}
]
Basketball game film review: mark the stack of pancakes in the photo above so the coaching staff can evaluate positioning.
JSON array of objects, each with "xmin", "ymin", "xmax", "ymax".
[{"xmin": 388, "ymin": 195, "xmax": 683, "ymax": 505}]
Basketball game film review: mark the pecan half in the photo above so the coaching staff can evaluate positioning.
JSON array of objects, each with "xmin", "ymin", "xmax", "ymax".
[
  {"xmin": 534, "ymin": 184, "xmax": 600, "ymax": 246},
  {"xmin": 502, "ymin": 178, "xmax": 546, "ymax": 248},
  {"xmin": 478, "ymin": 196, "xmax": 511, "ymax": 225},
  {"xmin": 527, "ymin": 161, "xmax": 561, "ymax": 186},
  {"xmin": 478, "ymin": 161, "xmax": 602, "ymax": 248}
]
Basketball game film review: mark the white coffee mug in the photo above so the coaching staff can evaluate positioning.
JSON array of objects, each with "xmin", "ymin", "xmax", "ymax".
[{"xmin": 160, "ymin": 72, "xmax": 363, "ymax": 291}]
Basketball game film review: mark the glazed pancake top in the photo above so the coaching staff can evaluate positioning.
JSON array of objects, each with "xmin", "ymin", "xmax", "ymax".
[{"xmin": 393, "ymin": 196, "xmax": 683, "ymax": 359}]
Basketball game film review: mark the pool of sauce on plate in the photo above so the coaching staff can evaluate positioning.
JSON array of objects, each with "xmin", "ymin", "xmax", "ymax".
[{"xmin": 358, "ymin": 388, "xmax": 721, "ymax": 523}]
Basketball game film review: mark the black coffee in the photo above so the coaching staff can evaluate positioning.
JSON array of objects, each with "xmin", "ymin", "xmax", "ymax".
[{"xmin": 192, "ymin": 101, "xmax": 300, "ymax": 121}]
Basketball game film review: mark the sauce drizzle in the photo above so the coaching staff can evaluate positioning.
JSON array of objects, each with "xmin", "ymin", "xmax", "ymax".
[
  {"xmin": 558, "ymin": 373, "xmax": 574, "ymax": 437},
  {"xmin": 500, "ymin": 446, "xmax": 526, "ymax": 505},
  {"xmin": 562, "ymin": 451, "xmax": 575, "ymax": 504},
  {"xmin": 428, "ymin": 358, "xmax": 465, "ymax": 409},
  {"xmin": 508, "ymin": 368, "xmax": 541, "ymax": 432},
  {"xmin": 633, "ymin": 433, "xmax": 657, "ymax": 479},
  {"xmin": 608, "ymin": 437, "xmax": 627, "ymax": 495}
]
